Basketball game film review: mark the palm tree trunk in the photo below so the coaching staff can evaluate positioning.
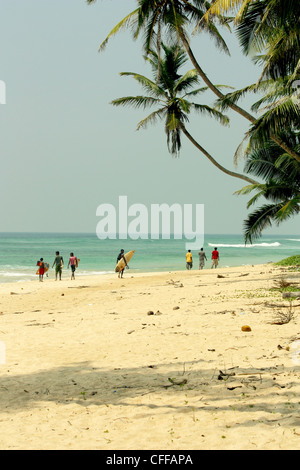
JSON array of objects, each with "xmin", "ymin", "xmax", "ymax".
[
  {"xmin": 180, "ymin": 123, "xmax": 258, "ymax": 184},
  {"xmin": 179, "ymin": 31, "xmax": 300, "ymax": 164},
  {"xmin": 156, "ymin": 22, "xmax": 162, "ymax": 84},
  {"xmin": 269, "ymin": 134, "xmax": 300, "ymax": 163}
]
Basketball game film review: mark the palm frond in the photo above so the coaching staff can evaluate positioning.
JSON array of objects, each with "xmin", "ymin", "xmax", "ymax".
[
  {"xmin": 202, "ymin": 0, "xmax": 249, "ymax": 22},
  {"xmin": 195, "ymin": 15, "xmax": 231, "ymax": 55},
  {"xmin": 235, "ymin": 1, "xmax": 266, "ymax": 54},
  {"xmin": 111, "ymin": 96, "xmax": 161, "ymax": 110},
  {"xmin": 137, "ymin": 107, "xmax": 166, "ymax": 130},
  {"xmin": 235, "ymin": 183, "xmax": 265, "ymax": 197},
  {"xmin": 247, "ymin": 99, "xmax": 300, "ymax": 148},
  {"xmin": 214, "ymin": 79, "xmax": 273, "ymax": 112},
  {"xmin": 174, "ymin": 69, "xmax": 199, "ymax": 94},
  {"xmin": 275, "ymin": 196, "xmax": 300, "ymax": 222},
  {"xmin": 191, "ymin": 103, "xmax": 230, "ymax": 126},
  {"xmin": 98, "ymin": 8, "xmax": 139, "ymax": 52},
  {"xmin": 243, "ymin": 203, "xmax": 282, "ymax": 244},
  {"xmin": 184, "ymin": 84, "xmax": 234, "ymax": 98},
  {"xmin": 119, "ymin": 72, "xmax": 166, "ymax": 98}
]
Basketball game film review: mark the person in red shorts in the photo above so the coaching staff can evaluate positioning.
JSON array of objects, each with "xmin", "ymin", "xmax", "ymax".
[
  {"xmin": 37, "ymin": 258, "xmax": 45, "ymax": 282},
  {"xmin": 211, "ymin": 247, "xmax": 219, "ymax": 269}
]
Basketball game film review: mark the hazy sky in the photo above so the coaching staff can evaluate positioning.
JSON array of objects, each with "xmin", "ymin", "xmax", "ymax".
[{"xmin": 0, "ymin": 0, "xmax": 298, "ymax": 236}]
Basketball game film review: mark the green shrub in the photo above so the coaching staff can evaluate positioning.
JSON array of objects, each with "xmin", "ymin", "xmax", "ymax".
[{"xmin": 274, "ymin": 255, "xmax": 300, "ymax": 267}]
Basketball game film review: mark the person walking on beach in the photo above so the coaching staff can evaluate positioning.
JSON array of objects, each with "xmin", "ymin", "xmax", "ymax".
[
  {"xmin": 52, "ymin": 251, "xmax": 64, "ymax": 280},
  {"xmin": 116, "ymin": 249, "xmax": 127, "ymax": 278},
  {"xmin": 37, "ymin": 258, "xmax": 45, "ymax": 282},
  {"xmin": 67, "ymin": 252, "xmax": 78, "ymax": 280},
  {"xmin": 186, "ymin": 250, "xmax": 193, "ymax": 270},
  {"xmin": 211, "ymin": 247, "xmax": 219, "ymax": 269},
  {"xmin": 198, "ymin": 248, "xmax": 207, "ymax": 270}
]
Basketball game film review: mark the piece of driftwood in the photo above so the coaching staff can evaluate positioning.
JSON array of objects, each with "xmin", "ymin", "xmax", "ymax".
[{"xmin": 282, "ymin": 291, "xmax": 300, "ymax": 298}]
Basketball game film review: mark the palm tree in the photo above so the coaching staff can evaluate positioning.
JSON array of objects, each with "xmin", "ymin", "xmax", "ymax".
[
  {"xmin": 89, "ymin": 0, "xmax": 252, "ymax": 117},
  {"xmin": 203, "ymin": 0, "xmax": 298, "ymax": 25},
  {"xmin": 87, "ymin": 0, "xmax": 300, "ymax": 162},
  {"xmin": 111, "ymin": 43, "xmax": 257, "ymax": 184},
  {"xmin": 236, "ymin": 132, "xmax": 300, "ymax": 242},
  {"xmin": 205, "ymin": 0, "xmax": 300, "ymax": 163}
]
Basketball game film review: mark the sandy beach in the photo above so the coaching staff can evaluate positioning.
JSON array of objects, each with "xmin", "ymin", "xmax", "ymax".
[{"xmin": 0, "ymin": 263, "xmax": 299, "ymax": 450}]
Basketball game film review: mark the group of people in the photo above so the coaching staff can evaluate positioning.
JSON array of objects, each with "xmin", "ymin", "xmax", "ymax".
[
  {"xmin": 36, "ymin": 247, "xmax": 219, "ymax": 282},
  {"xmin": 186, "ymin": 247, "xmax": 219, "ymax": 270},
  {"xmin": 36, "ymin": 249, "xmax": 127, "ymax": 283},
  {"xmin": 36, "ymin": 251, "xmax": 79, "ymax": 281}
]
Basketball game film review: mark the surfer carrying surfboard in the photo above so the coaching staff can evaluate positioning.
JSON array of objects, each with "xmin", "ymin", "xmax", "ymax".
[{"xmin": 116, "ymin": 249, "xmax": 127, "ymax": 278}]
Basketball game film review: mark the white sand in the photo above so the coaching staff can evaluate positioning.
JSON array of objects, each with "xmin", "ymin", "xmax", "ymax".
[{"xmin": 0, "ymin": 264, "xmax": 299, "ymax": 449}]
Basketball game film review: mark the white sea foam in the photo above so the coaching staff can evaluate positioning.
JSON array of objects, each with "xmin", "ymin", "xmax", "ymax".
[
  {"xmin": 0, "ymin": 271, "xmax": 35, "ymax": 277},
  {"xmin": 208, "ymin": 242, "xmax": 281, "ymax": 248}
]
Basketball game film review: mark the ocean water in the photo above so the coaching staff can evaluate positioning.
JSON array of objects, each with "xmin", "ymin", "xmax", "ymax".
[{"xmin": 0, "ymin": 232, "xmax": 299, "ymax": 284}]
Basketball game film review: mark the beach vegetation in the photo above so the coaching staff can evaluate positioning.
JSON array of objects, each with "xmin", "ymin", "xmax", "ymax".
[
  {"xmin": 233, "ymin": 287, "xmax": 281, "ymax": 299},
  {"xmin": 235, "ymin": 133, "xmax": 300, "ymax": 243},
  {"xmin": 270, "ymin": 285, "xmax": 299, "ymax": 293},
  {"xmin": 271, "ymin": 277, "xmax": 299, "ymax": 291},
  {"xmin": 274, "ymin": 255, "xmax": 300, "ymax": 268},
  {"xmin": 111, "ymin": 43, "xmax": 256, "ymax": 183},
  {"xmin": 271, "ymin": 302, "xmax": 296, "ymax": 325},
  {"xmin": 88, "ymin": 0, "xmax": 299, "ymax": 237},
  {"xmin": 221, "ymin": 0, "xmax": 300, "ymax": 241},
  {"xmin": 88, "ymin": 0, "xmax": 299, "ymax": 161}
]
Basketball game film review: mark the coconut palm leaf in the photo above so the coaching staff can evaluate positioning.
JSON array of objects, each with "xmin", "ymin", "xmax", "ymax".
[
  {"xmin": 234, "ymin": 0, "xmax": 300, "ymax": 80},
  {"xmin": 88, "ymin": 0, "xmax": 300, "ymax": 162},
  {"xmin": 202, "ymin": 0, "xmax": 251, "ymax": 23},
  {"xmin": 183, "ymin": 84, "xmax": 234, "ymax": 98},
  {"xmin": 216, "ymin": 76, "xmax": 300, "ymax": 164},
  {"xmin": 99, "ymin": 8, "xmax": 139, "ymax": 52},
  {"xmin": 276, "ymin": 196, "xmax": 300, "ymax": 222},
  {"xmin": 111, "ymin": 43, "xmax": 256, "ymax": 181},
  {"xmin": 191, "ymin": 103, "xmax": 230, "ymax": 125},
  {"xmin": 111, "ymin": 95, "xmax": 161, "ymax": 110},
  {"xmin": 119, "ymin": 72, "xmax": 166, "ymax": 98},
  {"xmin": 243, "ymin": 202, "xmax": 283, "ymax": 244},
  {"xmin": 238, "ymin": 130, "xmax": 300, "ymax": 242},
  {"xmin": 137, "ymin": 108, "xmax": 167, "ymax": 129},
  {"xmin": 246, "ymin": 99, "xmax": 300, "ymax": 154}
]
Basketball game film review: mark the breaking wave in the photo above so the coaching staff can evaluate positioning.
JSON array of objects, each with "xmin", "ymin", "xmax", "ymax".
[{"xmin": 208, "ymin": 242, "xmax": 281, "ymax": 248}]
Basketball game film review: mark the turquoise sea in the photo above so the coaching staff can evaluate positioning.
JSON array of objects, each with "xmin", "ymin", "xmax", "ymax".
[{"xmin": 0, "ymin": 232, "xmax": 299, "ymax": 284}]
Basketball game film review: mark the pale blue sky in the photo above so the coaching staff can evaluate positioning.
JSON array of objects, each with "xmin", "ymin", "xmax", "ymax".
[{"xmin": 0, "ymin": 0, "xmax": 298, "ymax": 236}]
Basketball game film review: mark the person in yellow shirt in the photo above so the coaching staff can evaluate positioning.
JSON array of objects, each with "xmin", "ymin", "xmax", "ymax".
[{"xmin": 186, "ymin": 250, "xmax": 193, "ymax": 270}]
